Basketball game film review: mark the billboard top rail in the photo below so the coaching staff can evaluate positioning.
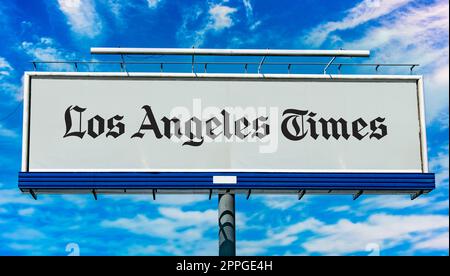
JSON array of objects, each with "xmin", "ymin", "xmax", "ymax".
[
  {"xmin": 30, "ymin": 48, "xmax": 419, "ymax": 74},
  {"xmin": 90, "ymin": 47, "xmax": 370, "ymax": 57},
  {"xmin": 29, "ymin": 61, "xmax": 420, "ymax": 75}
]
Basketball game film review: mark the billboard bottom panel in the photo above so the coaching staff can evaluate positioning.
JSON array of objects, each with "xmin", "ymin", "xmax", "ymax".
[{"xmin": 18, "ymin": 172, "xmax": 435, "ymax": 196}]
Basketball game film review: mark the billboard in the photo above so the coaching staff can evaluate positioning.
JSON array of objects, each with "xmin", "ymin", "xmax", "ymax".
[{"xmin": 19, "ymin": 72, "xmax": 434, "ymax": 195}]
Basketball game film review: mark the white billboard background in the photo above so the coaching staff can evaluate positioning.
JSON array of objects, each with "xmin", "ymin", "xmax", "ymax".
[{"xmin": 23, "ymin": 74, "xmax": 426, "ymax": 172}]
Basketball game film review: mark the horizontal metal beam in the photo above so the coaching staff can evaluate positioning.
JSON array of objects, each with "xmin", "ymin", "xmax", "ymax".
[
  {"xmin": 19, "ymin": 172, "xmax": 435, "ymax": 196},
  {"xmin": 30, "ymin": 61, "xmax": 418, "ymax": 67},
  {"xmin": 90, "ymin": 47, "xmax": 370, "ymax": 57},
  {"xmin": 24, "ymin": 71, "xmax": 423, "ymax": 81}
]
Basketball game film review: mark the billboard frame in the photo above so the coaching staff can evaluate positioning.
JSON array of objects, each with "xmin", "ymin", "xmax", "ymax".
[{"xmin": 19, "ymin": 72, "xmax": 434, "ymax": 197}]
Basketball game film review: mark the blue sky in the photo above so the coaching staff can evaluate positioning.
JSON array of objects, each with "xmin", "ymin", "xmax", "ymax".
[{"xmin": 0, "ymin": 0, "xmax": 448, "ymax": 256}]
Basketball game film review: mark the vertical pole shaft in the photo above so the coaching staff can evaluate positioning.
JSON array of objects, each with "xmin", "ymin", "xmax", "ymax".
[{"xmin": 218, "ymin": 191, "xmax": 236, "ymax": 256}]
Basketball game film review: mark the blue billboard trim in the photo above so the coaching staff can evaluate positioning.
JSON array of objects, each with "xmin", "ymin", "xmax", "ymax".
[{"xmin": 18, "ymin": 172, "xmax": 435, "ymax": 193}]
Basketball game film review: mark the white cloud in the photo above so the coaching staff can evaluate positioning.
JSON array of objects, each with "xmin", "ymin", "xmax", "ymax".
[
  {"xmin": 429, "ymin": 146, "xmax": 449, "ymax": 188},
  {"xmin": 103, "ymin": 214, "xmax": 182, "ymax": 238},
  {"xmin": 413, "ymin": 232, "xmax": 449, "ymax": 251},
  {"xmin": 0, "ymin": 82, "xmax": 21, "ymax": 101},
  {"xmin": 18, "ymin": 207, "xmax": 35, "ymax": 216},
  {"xmin": 0, "ymin": 56, "xmax": 21, "ymax": 101},
  {"xmin": 126, "ymin": 244, "xmax": 159, "ymax": 255},
  {"xmin": 102, "ymin": 207, "xmax": 221, "ymax": 255},
  {"xmin": 345, "ymin": 1, "xmax": 448, "ymax": 59},
  {"xmin": 154, "ymin": 194, "xmax": 208, "ymax": 205},
  {"xmin": 7, "ymin": 243, "xmax": 36, "ymax": 251},
  {"xmin": 239, "ymin": 218, "xmax": 323, "ymax": 255},
  {"xmin": 0, "ymin": 57, "xmax": 13, "ymax": 77},
  {"xmin": 127, "ymin": 239, "xmax": 217, "ymax": 256},
  {"xmin": 240, "ymin": 213, "xmax": 449, "ymax": 255},
  {"xmin": 3, "ymin": 228, "xmax": 46, "ymax": 240},
  {"xmin": 425, "ymin": 64, "xmax": 450, "ymax": 125},
  {"xmin": 0, "ymin": 189, "xmax": 47, "ymax": 206},
  {"xmin": 208, "ymin": 4, "xmax": 237, "ymax": 30},
  {"xmin": 242, "ymin": 0, "xmax": 260, "ymax": 30},
  {"xmin": 259, "ymin": 195, "xmax": 303, "ymax": 210},
  {"xmin": 101, "ymin": 0, "xmax": 161, "ymax": 20},
  {"xmin": 176, "ymin": 5, "xmax": 206, "ymax": 47},
  {"xmin": 147, "ymin": 0, "xmax": 162, "ymax": 9},
  {"xmin": 21, "ymin": 37, "xmax": 66, "ymax": 60},
  {"xmin": 327, "ymin": 205, "xmax": 351, "ymax": 212},
  {"xmin": 304, "ymin": 214, "xmax": 448, "ymax": 255},
  {"xmin": 107, "ymin": 194, "xmax": 208, "ymax": 206},
  {"xmin": 177, "ymin": 3, "xmax": 237, "ymax": 47},
  {"xmin": 0, "ymin": 123, "xmax": 17, "ymax": 138},
  {"xmin": 358, "ymin": 195, "xmax": 448, "ymax": 211},
  {"xmin": 20, "ymin": 37, "xmax": 77, "ymax": 70},
  {"xmin": 102, "ymin": 206, "xmax": 247, "ymax": 255},
  {"xmin": 242, "ymin": 0, "xmax": 253, "ymax": 20},
  {"xmin": 105, "ymin": 0, "xmax": 122, "ymax": 16},
  {"xmin": 304, "ymin": 0, "xmax": 412, "ymax": 47},
  {"xmin": 57, "ymin": 0, "xmax": 102, "ymax": 38},
  {"xmin": 101, "ymin": 207, "xmax": 217, "ymax": 240},
  {"xmin": 61, "ymin": 195, "xmax": 90, "ymax": 208}
]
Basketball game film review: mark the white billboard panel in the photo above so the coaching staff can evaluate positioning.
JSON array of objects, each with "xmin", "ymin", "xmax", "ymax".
[{"xmin": 21, "ymin": 73, "xmax": 428, "ymax": 173}]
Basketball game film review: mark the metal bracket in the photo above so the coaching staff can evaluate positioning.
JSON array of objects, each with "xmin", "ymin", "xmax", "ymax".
[
  {"xmin": 160, "ymin": 63, "xmax": 164, "ymax": 72},
  {"xmin": 410, "ymin": 64, "xmax": 416, "ymax": 74},
  {"xmin": 375, "ymin": 64, "xmax": 380, "ymax": 72},
  {"xmin": 32, "ymin": 62, "xmax": 37, "ymax": 71},
  {"xmin": 191, "ymin": 47, "xmax": 195, "ymax": 73},
  {"xmin": 338, "ymin": 64, "xmax": 342, "ymax": 74},
  {"xmin": 323, "ymin": 56, "xmax": 336, "ymax": 74},
  {"xmin": 29, "ymin": 189, "xmax": 37, "ymax": 200},
  {"xmin": 74, "ymin": 62, "xmax": 78, "ymax": 72},
  {"xmin": 246, "ymin": 189, "xmax": 252, "ymax": 200},
  {"xmin": 298, "ymin": 190, "xmax": 306, "ymax": 200},
  {"xmin": 258, "ymin": 55, "xmax": 267, "ymax": 74},
  {"xmin": 353, "ymin": 190, "xmax": 363, "ymax": 200},
  {"xmin": 287, "ymin": 64, "xmax": 292, "ymax": 74},
  {"xmin": 92, "ymin": 189, "xmax": 97, "ymax": 200},
  {"xmin": 204, "ymin": 63, "xmax": 208, "ymax": 73},
  {"xmin": 244, "ymin": 63, "xmax": 248, "ymax": 73},
  {"xmin": 209, "ymin": 189, "xmax": 212, "ymax": 200},
  {"xmin": 152, "ymin": 189, "xmax": 156, "ymax": 200},
  {"xmin": 120, "ymin": 54, "xmax": 127, "ymax": 72},
  {"xmin": 411, "ymin": 190, "xmax": 424, "ymax": 200}
]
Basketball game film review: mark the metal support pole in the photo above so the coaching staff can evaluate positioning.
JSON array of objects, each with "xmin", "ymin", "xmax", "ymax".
[
  {"xmin": 218, "ymin": 191, "xmax": 236, "ymax": 256},
  {"xmin": 120, "ymin": 54, "xmax": 126, "ymax": 72},
  {"xmin": 323, "ymin": 56, "xmax": 336, "ymax": 74},
  {"xmin": 258, "ymin": 55, "xmax": 267, "ymax": 74},
  {"xmin": 191, "ymin": 46, "xmax": 195, "ymax": 73}
]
